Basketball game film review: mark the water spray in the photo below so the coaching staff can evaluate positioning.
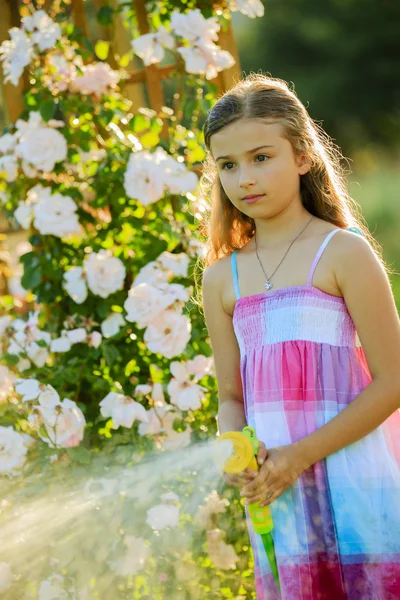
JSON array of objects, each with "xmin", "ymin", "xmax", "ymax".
[{"xmin": 218, "ymin": 426, "xmax": 280, "ymax": 591}]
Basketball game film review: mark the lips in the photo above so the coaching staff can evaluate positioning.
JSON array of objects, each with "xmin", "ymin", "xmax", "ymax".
[{"xmin": 242, "ymin": 194, "xmax": 265, "ymax": 204}]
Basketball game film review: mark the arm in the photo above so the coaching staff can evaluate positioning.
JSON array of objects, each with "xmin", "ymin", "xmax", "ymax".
[
  {"xmin": 202, "ymin": 259, "xmax": 247, "ymax": 434},
  {"xmin": 296, "ymin": 232, "xmax": 400, "ymax": 468}
]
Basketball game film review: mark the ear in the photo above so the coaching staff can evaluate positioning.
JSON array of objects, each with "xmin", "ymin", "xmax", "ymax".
[{"xmin": 296, "ymin": 152, "xmax": 312, "ymax": 176}]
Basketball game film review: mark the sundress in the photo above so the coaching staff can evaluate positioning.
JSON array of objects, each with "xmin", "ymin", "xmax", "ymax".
[{"xmin": 231, "ymin": 228, "xmax": 400, "ymax": 599}]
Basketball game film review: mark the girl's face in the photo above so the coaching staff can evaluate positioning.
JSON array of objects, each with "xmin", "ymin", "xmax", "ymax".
[{"xmin": 209, "ymin": 118, "xmax": 310, "ymax": 216}]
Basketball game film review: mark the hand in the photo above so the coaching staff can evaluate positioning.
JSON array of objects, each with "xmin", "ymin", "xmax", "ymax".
[
  {"xmin": 223, "ymin": 441, "xmax": 269, "ymax": 489},
  {"xmin": 240, "ymin": 444, "xmax": 308, "ymax": 506}
]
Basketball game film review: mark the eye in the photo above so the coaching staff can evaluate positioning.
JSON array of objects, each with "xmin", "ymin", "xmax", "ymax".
[
  {"xmin": 221, "ymin": 161, "xmax": 234, "ymax": 170},
  {"xmin": 255, "ymin": 154, "xmax": 269, "ymax": 162}
]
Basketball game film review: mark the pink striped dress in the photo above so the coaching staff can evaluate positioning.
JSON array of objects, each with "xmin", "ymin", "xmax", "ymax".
[{"xmin": 231, "ymin": 228, "xmax": 400, "ymax": 599}]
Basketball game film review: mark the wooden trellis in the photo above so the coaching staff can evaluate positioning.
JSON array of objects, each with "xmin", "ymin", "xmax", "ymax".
[
  {"xmin": 0, "ymin": 0, "xmax": 242, "ymax": 295},
  {"xmin": 0, "ymin": 0, "xmax": 242, "ymax": 126}
]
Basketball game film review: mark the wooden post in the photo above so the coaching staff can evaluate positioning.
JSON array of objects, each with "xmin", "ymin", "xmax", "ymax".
[
  {"xmin": 71, "ymin": 0, "xmax": 89, "ymax": 38},
  {"xmin": 0, "ymin": 0, "xmax": 24, "ymax": 123},
  {"xmin": 212, "ymin": 19, "xmax": 242, "ymax": 95},
  {"xmin": 133, "ymin": 0, "xmax": 167, "ymax": 114}
]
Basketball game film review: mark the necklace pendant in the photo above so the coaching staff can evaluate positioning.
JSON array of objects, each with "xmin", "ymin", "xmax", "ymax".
[{"xmin": 264, "ymin": 281, "xmax": 273, "ymax": 291}]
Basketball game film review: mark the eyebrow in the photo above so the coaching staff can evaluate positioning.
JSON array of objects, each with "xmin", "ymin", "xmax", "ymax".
[{"xmin": 215, "ymin": 145, "xmax": 275, "ymax": 162}]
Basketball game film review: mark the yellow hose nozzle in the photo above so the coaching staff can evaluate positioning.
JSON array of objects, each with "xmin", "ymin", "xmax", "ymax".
[
  {"xmin": 218, "ymin": 430, "xmax": 258, "ymax": 473},
  {"xmin": 217, "ymin": 426, "xmax": 274, "ymax": 535}
]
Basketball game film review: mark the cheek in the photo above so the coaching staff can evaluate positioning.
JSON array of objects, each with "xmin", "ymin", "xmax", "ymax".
[{"xmin": 219, "ymin": 173, "xmax": 234, "ymax": 195}]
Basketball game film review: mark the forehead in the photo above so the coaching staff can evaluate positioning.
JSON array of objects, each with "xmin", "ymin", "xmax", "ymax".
[{"xmin": 210, "ymin": 119, "xmax": 286, "ymax": 158}]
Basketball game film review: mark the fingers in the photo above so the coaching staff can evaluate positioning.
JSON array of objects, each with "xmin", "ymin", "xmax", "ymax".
[
  {"xmin": 223, "ymin": 468, "xmax": 258, "ymax": 488},
  {"xmin": 257, "ymin": 441, "xmax": 268, "ymax": 466}
]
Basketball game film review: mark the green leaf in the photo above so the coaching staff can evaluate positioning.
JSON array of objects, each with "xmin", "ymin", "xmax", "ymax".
[
  {"xmin": 149, "ymin": 363, "xmax": 163, "ymax": 383},
  {"xmin": 21, "ymin": 265, "xmax": 42, "ymax": 290},
  {"xmin": 82, "ymin": 37, "xmax": 94, "ymax": 53},
  {"xmin": 95, "ymin": 40, "xmax": 110, "ymax": 61},
  {"xmin": 140, "ymin": 131, "xmax": 160, "ymax": 148},
  {"xmin": 97, "ymin": 6, "xmax": 114, "ymax": 26},
  {"xmin": 118, "ymin": 52, "xmax": 131, "ymax": 68},
  {"xmin": 3, "ymin": 353, "xmax": 19, "ymax": 366},
  {"xmin": 132, "ymin": 114, "xmax": 149, "ymax": 133},
  {"xmin": 101, "ymin": 343, "xmax": 121, "ymax": 366},
  {"xmin": 40, "ymin": 98, "xmax": 56, "ymax": 122}
]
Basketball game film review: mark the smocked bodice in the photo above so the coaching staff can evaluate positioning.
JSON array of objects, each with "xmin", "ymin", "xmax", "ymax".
[{"xmin": 232, "ymin": 285, "xmax": 361, "ymax": 354}]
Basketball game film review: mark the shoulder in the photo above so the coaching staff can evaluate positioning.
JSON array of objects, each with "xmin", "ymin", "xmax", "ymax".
[
  {"xmin": 330, "ymin": 227, "xmax": 374, "ymax": 264},
  {"xmin": 202, "ymin": 254, "xmax": 234, "ymax": 298},
  {"xmin": 329, "ymin": 228, "xmax": 385, "ymax": 293}
]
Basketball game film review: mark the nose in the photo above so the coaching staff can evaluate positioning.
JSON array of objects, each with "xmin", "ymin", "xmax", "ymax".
[{"xmin": 239, "ymin": 168, "xmax": 256, "ymax": 189}]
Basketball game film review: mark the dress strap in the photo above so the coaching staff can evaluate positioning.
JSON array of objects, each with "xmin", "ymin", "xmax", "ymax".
[
  {"xmin": 306, "ymin": 229, "xmax": 340, "ymax": 286},
  {"xmin": 306, "ymin": 226, "xmax": 364, "ymax": 286},
  {"xmin": 231, "ymin": 249, "xmax": 241, "ymax": 300}
]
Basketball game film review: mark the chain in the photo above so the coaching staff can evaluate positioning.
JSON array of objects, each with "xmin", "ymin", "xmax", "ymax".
[{"xmin": 254, "ymin": 215, "xmax": 314, "ymax": 291}]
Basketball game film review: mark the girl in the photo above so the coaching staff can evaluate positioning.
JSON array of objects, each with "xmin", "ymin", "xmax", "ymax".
[{"xmin": 200, "ymin": 74, "xmax": 400, "ymax": 599}]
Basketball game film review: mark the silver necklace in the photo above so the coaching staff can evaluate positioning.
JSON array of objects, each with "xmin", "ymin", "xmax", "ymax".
[{"xmin": 255, "ymin": 215, "xmax": 314, "ymax": 291}]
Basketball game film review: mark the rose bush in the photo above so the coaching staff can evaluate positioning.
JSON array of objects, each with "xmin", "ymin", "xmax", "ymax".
[{"xmin": 0, "ymin": 2, "xmax": 264, "ymax": 598}]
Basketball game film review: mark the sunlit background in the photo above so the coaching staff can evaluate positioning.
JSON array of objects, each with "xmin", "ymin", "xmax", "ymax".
[{"xmin": 1, "ymin": 0, "xmax": 399, "ymax": 305}]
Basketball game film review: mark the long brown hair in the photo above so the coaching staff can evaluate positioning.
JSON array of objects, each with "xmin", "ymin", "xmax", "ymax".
[{"xmin": 196, "ymin": 73, "xmax": 387, "ymax": 276}]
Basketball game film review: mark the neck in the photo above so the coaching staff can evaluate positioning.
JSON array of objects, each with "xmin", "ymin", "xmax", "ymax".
[{"xmin": 253, "ymin": 204, "xmax": 314, "ymax": 249}]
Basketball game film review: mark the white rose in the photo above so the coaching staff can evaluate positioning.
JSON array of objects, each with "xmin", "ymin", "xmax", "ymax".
[
  {"xmin": 123, "ymin": 151, "xmax": 165, "ymax": 205},
  {"xmin": 21, "ymin": 159, "xmax": 38, "ymax": 177},
  {"xmin": 66, "ymin": 328, "xmax": 87, "ymax": 344},
  {"xmin": 26, "ymin": 341, "xmax": 49, "ymax": 368},
  {"xmin": 138, "ymin": 407, "xmax": 162, "ymax": 436},
  {"xmin": 0, "ymin": 426, "xmax": 28, "ymax": 476},
  {"xmin": 157, "ymin": 282, "xmax": 191, "ymax": 304},
  {"xmin": 134, "ymin": 384, "xmax": 152, "ymax": 397},
  {"xmin": 50, "ymin": 335, "xmax": 72, "ymax": 353},
  {"xmin": 89, "ymin": 331, "xmax": 102, "ymax": 348},
  {"xmin": 33, "ymin": 193, "xmax": 81, "ymax": 238},
  {"xmin": 14, "ymin": 202, "xmax": 34, "ymax": 229},
  {"xmin": 167, "ymin": 378, "xmax": 206, "ymax": 411},
  {"xmin": 231, "ymin": 0, "xmax": 264, "ymax": 17},
  {"xmin": 99, "ymin": 391, "xmax": 149, "ymax": 429},
  {"xmin": 124, "ymin": 282, "xmax": 175, "ymax": 329},
  {"xmin": 15, "ymin": 110, "xmax": 42, "ymax": 138},
  {"xmin": 0, "ymin": 154, "xmax": 18, "ymax": 182},
  {"xmin": 16, "ymin": 126, "xmax": 68, "ymax": 172},
  {"xmin": 101, "ymin": 313, "xmax": 126, "ymax": 338},
  {"xmin": 70, "ymin": 62, "xmax": 119, "ymax": 97},
  {"xmin": 30, "ymin": 395, "xmax": 86, "ymax": 448},
  {"xmin": 170, "ymin": 9, "xmax": 220, "ymax": 43},
  {"xmin": 133, "ymin": 261, "xmax": 170, "ymax": 286},
  {"xmin": 131, "ymin": 26, "xmax": 175, "ymax": 66},
  {"xmin": 159, "ymin": 409, "xmax": 191, "ymax": 451},
  {"xmin": 27, "ymin": 11, "xmax": 62, "ymax": 51},
  {"xmin": 63, "ymin": 267, "xmax": 88, "ymax": 304},
  {"xmin": 186, "ymin": 355, "xmax": 214, "ymax": 379},
  {"xmin": 206, "ymin": 530, "xmax": 240, "ymax": 570},
  {"xmin": 195, "ymin": 491, "xmax": 229, "ymax": 529},
  {"xmin": 146, "ymin": 503, "xmax": 180, "ymax": 530},
  {"xmin": 178, "ymin": 41, "xmax": 235, "ymax": 80},
  {"xmin": 160, "ymin": 156, "xmax": 198, "ymax": 195},
  {"xmin": 0, "ymin": 28, "xmax": 33, "ymax": 86},
  {"xmin": 0, "ymin": 133, "xmax": 17, "ymax": 154},
  {"xmin": 84, "ymin": 250, "xmax": 126, "ymax": 298},
  {"xmin": 144, "ymin": 309, "xmax": 191, "ymax": 358},
  {"xmin": 157, "ymin": 252, "xmax": 190, "ymax": 278}
]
